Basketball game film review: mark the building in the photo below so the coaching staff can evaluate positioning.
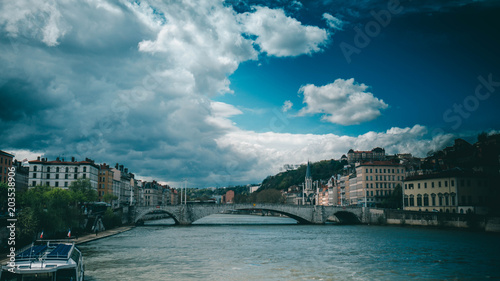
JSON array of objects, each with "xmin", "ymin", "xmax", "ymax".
[
  {"xmin": 403, "ymin": 170, "xmax": 491, "ymax": 214},
  {"xmin": 111, "ymin": 164, "xmax": 134, "ymax": 207},
  {"xmin": 0, "ymin": 150, "xmax": 14, "ymax": 184},
  {"xmin": 12, "ymin": 160, "xmax": 29, "ymax": 192},
  {"xmin": 28, "ymin": 157, "xmax": 99, "ymax": 189},
  {"xmin": 97, "ymin": 163, "xmax": 114, "ymax": 202},
  {"xmin": 347, "ymin": 147, "xmax": 386, "ymax": 164},
  {"xmin": 353, "ymin": 161, "xmax": 405, "ymax": 207},
  {"xmin": 225, "ymin": 190, "xmax": 234, "ymax": 204}
]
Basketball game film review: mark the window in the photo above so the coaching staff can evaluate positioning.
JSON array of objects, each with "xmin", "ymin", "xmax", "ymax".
[
  {"xmin": 65, "ymin": 174, "xmax": 68, "ymax": 179},
  {"xmin": 47, "ymin": 167, "xmax": 50, "ymax": 172},
  {"xmin": 74, "ymin": 174, "xmax": 77, "ymax": 179},
  {"xmin": 445, "ymin": 181, "xmax": 448, "ymax": 187},
  {"xmin": 423, "ymin": 194, "xmax": 429, "ymax": 206},
  {"xmin": 451, "ymin": 180, "xmax": 455, "ymax": 187},
  {"xmin": 34, "ymin": 166, "xmax": 38, "ymax": 171},
  {"xmin": 366, "ymin": 169, "xmax": 369, "ymax": 173},
  {"xmin": 83, "ymin": 174, "xmax": 86, "ymax": 179},
  {"xmin": 75, "ymin": 168, "xmax": 78, "ymax": 173},
  {"xmin": 366, "ymin": 176, "xmax": 369, "ymax": 180},
  {"xmin": 404, "ymin": 196, "xmax": 409, "ymax": 206},
  {"xmin": 32, "ymin": 181, "xmax": 36, "ymax": 186},
  {"xmin": 370, "ymin": 183, "xmax": 373, "ymax": 188},
  {"xmin": 56, "ymin": 174, "xmax": 59, "ymax": 179},
  {"xmin": 424, "ymin": 182, "xmax": 427, "ymax": 188},
  {"xmin": 83, "ymin": 167, "xmax": 87, "ymax": 172},
  {"xmin": 33, "ymin": 173, "xmax": 37, "ymax": 178},
  {"xmin": 47, "ymin": 174, "xmax": 50, "ymax": 179},
  {"xmin": 417, "ymin": 195, "xmax": 422, "ymax": 207},
  {"xmin": 432, "ymin": 182, "xmax": 435, "ymax": 188},
  {"xmin": 65, "ymin": 182, "xmax": 68, "ymax": 187},
  {"xmin": 438, "ymin": 196, "xmax": 443, "ymax": 206},
  {"xmin": 409, "ymin": 195, "xmax": 414, "ymax": 206},
  {"xmin": 438, "ymin": 181, "xmax": 441, "ymax": 187},
  {"xmin": 418, "ymin": 183, "xmax": 421, "ymax": 189},
  {"xmin": 431, "ymin": 194, "xmax": 436, "ymax": 206},
  {"xmin": 56, "ymin": 167, "xmax": 60, "ymax": 172},
  {"xmin": 55, "ymin": 182, "xmax": 59, "ymax": 187}
]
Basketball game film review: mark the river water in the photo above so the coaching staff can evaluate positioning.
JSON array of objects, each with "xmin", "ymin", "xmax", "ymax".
[{"xmin": 79, "ymin": 214, "xmax": 500, "ymax": 280}]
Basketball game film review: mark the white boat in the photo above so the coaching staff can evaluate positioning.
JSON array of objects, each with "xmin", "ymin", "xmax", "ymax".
[{"xmin": 1, "ymin": 240, "xmax": 84, "ymax": 281}]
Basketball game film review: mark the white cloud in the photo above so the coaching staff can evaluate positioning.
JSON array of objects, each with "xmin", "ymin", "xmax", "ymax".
[
  {"xmin": 217, "ymin": 125, "xmax": 454, "ymax": 179},
  {"xmin": 282, "ymin": 100, "xmax": 293, "ymax": 112},
  {"xmin": 322, "ymin": 13, "xmax": 344, "ymax": 30},
  {"xmin": 298, "ymin": 78, "xmax": 389, "ymax": 125},
  {"xmin": 238, "ymin": 6, "xmax": 329, "ymax": 57},
  {"xmin": 0, "ymin": 0, "xmax": 68, "ymax": 46}
]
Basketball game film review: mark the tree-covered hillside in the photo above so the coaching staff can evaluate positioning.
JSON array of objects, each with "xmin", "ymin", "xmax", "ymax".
[{"xmin": 260, "ymin": 159, "xmax": 347, "ymax": 191}]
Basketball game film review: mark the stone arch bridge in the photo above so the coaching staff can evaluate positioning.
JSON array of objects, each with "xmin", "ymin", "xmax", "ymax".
[{"xmin": 134, "ymin": 204, "xmax": 365, "ymax": 225}]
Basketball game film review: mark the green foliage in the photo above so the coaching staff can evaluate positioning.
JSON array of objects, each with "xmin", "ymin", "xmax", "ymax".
[
  {"xmin": 69, "ymin": 179, "xmax": 98, "ymax": 203},
  {"xmin": 261, "ymin": 159, "xmax": 345, "ymax": 191},
  {"xmin": 102, "ymin": 193, "xmax": 118, "ymax": 203},
  {"xmin": 102, "ymin": 208, "xmax": 122, "ymax": 229},
  {"xmin": 14, "ymin": 182, "xmax": 99, "ymax": 241},
  {"xmin": 256, "ymin": 189, "xmax": 284, "ymax": 203},
  {"xmin": 379, "ymin": 184, "xmax": 403, "ymax": 209}
]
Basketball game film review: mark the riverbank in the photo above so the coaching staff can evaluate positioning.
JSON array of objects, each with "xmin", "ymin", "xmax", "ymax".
[{"xmin": 0, "ymin": 225, "xmax": 135, "ymax": 266}]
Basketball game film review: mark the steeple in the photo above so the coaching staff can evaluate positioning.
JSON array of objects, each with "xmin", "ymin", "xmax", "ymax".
[
  {"xmin": 305, "ymin": 161, "xmax": 312, "ymax": 191},
  {"xmin": 305, "ymin": 161, "xmax": 312, "ymax": 180}
]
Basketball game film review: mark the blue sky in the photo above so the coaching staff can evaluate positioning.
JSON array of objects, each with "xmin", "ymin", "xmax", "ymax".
[{"xmin": 1, "ymin": 0, "xmax": 499, "ymax": 187}]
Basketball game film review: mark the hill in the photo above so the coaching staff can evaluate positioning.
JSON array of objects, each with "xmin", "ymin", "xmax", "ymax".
[{"xmin": 260, "ymin": 159, "xmax": 347, "ymax": 191}]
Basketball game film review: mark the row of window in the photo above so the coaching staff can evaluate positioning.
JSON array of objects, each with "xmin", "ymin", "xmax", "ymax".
[
  {"xmin": 364, "ymin": 182, "xmax": 399, "ymax": 189},
  {"xmin": 364, "ymin": 168, "xmax": 402, "ymax": 174},
  {"xmin": 32, "ymin": 173, "xmax": 87, "ymax": 179},
  {"xmin": 405, "ymin": 179, "xmax": 483, "ymax": 190},
  {"xmin": 32, "ymin": 181, "xmax": 70, "ymax": 187},
  {"xmin": 0, "ymin": 157, "xmax": 12, "ymax": 166},
  {"xmin": 365, "ymin": 175, "xmax": 403, "ymax": 181},
  {"xmin": 31, "ymin": 166, "xmax": 89, "ymax": 173}
]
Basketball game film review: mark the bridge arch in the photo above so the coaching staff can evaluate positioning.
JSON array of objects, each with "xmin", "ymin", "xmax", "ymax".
[
  {"xmin": 135, "ymin": 208, "xmax": 180, "ymax": 225},
  {"xmin": 333, "ymin": 211, "xmax": 361, "ymax": 224}
]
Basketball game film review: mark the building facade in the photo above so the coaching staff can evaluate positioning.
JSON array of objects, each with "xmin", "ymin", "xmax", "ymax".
[
  {"xmin": 0, "ymin": 150, "xmax": 14, "ymax": 184},
  {"xmin": 347, "ymin": 147, "xmax": 385, "ymax": 164},
  {"xmin": 98, "ymin": 163, "xmax": 114, "ymax": 202},
  {"xmin": 28, "ymin": 157, "xmax": 99, "ymax": 189},
  {"xmin": 403, "ymin": 170, "xmax": 491, "ymax": 214},
  {"xmin": 353, "ymin": 161, "xmax": 405, "ymax": 207}
]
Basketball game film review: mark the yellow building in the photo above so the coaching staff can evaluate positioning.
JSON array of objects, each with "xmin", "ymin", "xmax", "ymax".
[
  {"xmin": 353, "ymin": 161, "xmax": 405, "ymax": 207},
  {"xmin": 403, "ymin": 170, "xmax": 491, "ymax": 214}
]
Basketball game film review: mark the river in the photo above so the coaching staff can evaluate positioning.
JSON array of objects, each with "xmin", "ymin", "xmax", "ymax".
[{"xmin": 79, "ymin": 214, "xmax": 500, "ymax": 280}]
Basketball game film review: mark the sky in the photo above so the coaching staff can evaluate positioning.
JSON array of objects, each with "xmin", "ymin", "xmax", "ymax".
[{"xmin": 1, "ymin": 0, "xmax": 499, "ymax": 188}]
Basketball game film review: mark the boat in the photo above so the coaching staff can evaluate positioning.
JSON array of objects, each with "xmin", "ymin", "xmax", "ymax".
[{"xmin": 0, "ymin": 240, "xmax": 84, "ymax": 281}]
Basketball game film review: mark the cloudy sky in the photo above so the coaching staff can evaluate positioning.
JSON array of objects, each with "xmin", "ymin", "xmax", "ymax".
[{"xmin": 1, "ymin": 0, "xmax": 499, "ymax": 187}]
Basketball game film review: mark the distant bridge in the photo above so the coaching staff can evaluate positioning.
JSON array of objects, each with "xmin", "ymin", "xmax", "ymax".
[{"xmin": 134, "ymin": 204, "xmax": 365, "ymax": 225}]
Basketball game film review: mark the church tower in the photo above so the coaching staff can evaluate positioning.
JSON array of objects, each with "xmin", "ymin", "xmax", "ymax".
[{"xmin": 305, "ymin": 161, "xmax": 312, "ymax": 191}]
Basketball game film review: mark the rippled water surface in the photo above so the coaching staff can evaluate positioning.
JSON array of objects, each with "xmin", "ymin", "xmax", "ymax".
[{"xmin": 80, "ymin": 214, "xmax": 500, "ymax": 280}]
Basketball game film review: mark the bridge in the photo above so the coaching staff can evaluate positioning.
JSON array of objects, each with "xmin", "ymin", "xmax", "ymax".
[{"xmin": 134, "ymin": 204, "xmax": 365, "ymax": 225}]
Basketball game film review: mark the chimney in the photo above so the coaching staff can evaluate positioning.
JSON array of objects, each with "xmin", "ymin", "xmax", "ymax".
[
  {"xmin": 37, "ymin": 156, "xmax": 41, "ymax": 161},
  {"xmin": 71, "ymin": 157, "xmax": 75, "ymax": 162},
  {"xmin": 56, "ymin": 157, "xmax": 60, "ymax": 161},
  {"xmin": 115, "ymin": 163, "xmax": 119, "ymax": 169},
  {"xmin": 119, "ymin": 165, "xmax": 124, "ymax": 171},
  {"xmin": 124, "ymin": 168, "xmax": 128, "ymax": 174}
]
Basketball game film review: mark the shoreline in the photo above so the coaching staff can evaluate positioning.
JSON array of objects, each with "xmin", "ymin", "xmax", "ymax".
[{"xmin": 1, "ymin": 225, "xmax": 135, "ymax": 266}]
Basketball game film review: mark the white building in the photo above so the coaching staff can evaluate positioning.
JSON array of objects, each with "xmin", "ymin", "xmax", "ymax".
[{"xmin": 28, "ymin": 157, "xmax": 99, "ymax": 189}]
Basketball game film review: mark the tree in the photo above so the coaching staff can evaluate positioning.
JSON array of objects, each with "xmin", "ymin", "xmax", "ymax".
[
  {"xmin": 69, "ymin": 179, "xmax": 98, "ymax": 204},
  {"xmin": 103, "ymin": 193, "xmax": 118, "ymax": 203},
  {"xmin": 256, "ymin": 189, "xmax": 284, "ymax": 203},
  {"xmin": 380, "ymin": 184, "xmax": 403, "ymax": 209}
]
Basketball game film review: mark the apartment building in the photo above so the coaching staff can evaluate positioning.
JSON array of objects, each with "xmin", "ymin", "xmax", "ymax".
[
  {"xmin": 353, "ymin": 161, "xmax": 405, "ymax": 207},
  {"xmin": 403, "ymin": 170, "xmax": 491, "ymax": 214},
  {"xmin": 28, "ymin": 157, "xmax": 99, "ymax": 189},
  {"xmin": 0, "ymin": 150, "xmax": 14, "ymax": 184}
]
